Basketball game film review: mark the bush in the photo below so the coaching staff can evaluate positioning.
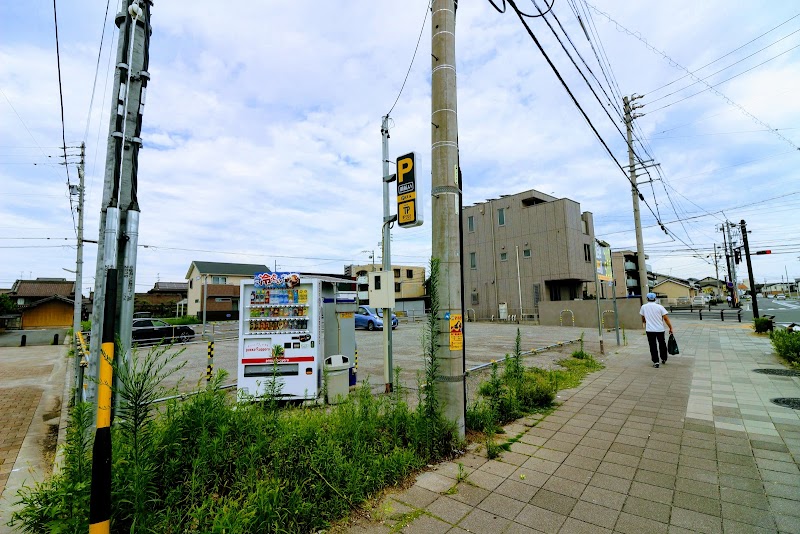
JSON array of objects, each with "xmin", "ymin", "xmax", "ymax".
[
  {"xmin": 771, "ymin": 329, "xmax": 800, "ymax": 366},
  {"xmin": 753, "ymin": 317, "xmax": 772, "ymax": 334}
]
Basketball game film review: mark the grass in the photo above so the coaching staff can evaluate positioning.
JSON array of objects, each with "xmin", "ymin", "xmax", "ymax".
[{"xmin": 466, "ymin": 329, "xmax": 604, "ymax": 450}]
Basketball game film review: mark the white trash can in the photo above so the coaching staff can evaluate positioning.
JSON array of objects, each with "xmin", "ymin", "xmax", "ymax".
[{"xmin": 324, "ymin": 354, "xmax": 352, "ymax": 404}]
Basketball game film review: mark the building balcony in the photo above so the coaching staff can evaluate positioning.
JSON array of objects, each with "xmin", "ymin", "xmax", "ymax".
[
  {"xmin": 626, "ymin": 278, "xmax": 639, "ymax": 287},
  {"xmin": 624, "ymin": 261, "xmax": 637, "ymax": 271}
]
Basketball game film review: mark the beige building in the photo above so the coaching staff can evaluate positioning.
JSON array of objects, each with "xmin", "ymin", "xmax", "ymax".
[
  {"xmin": 652, "ymin": 278, "xmax": 697, "ymax": 304},
  {"xmin": 462, "ymin": 190, "xmax": 595, "ymax": 320},
  {"xmin": 185, "ymin": 261, "xmax": 269, "ymax": 317},
  {"xmin": 344, "ymin": 264, "xmax": 426, "ymax": 302}
]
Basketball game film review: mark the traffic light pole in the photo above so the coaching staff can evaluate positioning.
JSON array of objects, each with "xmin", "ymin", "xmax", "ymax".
[{"xmin": 740, "ymin": 220, "xmax": 759, "ymax": 319}]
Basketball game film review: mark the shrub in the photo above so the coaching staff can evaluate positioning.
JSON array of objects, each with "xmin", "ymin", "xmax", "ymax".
[
  {"xmin": 753, "ymin": 317, "xmax": 772, "ymax": 334},
  {"xmin": 770, "ymin": 329, "xmax": 800, "ymax": 366}
]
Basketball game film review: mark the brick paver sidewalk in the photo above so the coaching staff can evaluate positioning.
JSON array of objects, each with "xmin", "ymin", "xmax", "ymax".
[{"xmin": 343, "ymin": 321, "xmax": 800, "ymax": 533}]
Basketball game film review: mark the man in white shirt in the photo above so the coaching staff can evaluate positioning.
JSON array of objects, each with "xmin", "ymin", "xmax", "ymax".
[{"xmin": 640, "ymin": 292, "xmax": 674, "ymax": 368}]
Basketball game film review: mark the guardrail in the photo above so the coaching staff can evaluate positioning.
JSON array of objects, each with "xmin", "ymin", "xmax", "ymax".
[{"xmin": 466, "ymin": 338, "xmax": 581, "ymax": 374}]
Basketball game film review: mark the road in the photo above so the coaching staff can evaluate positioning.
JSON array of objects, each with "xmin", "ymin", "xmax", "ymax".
[{"xmin": 740, "ymin": 296, "xmax": 800, "ymax": 326}]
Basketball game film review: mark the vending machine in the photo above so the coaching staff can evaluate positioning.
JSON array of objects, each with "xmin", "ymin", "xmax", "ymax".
[{"xmin": 238, "ymin": 272, "xmax": 321, "ymax": 401}]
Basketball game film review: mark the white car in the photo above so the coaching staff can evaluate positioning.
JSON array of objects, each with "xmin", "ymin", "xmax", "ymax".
[{"xmin": 776, "ymin": 294, "xmax": 787, "ymax": 300}]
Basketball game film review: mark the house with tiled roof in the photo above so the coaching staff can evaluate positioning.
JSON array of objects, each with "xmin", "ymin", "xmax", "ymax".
[
  {"xmin": 6, "ymin": 278, "xmax": 76, "ymax": 329},
  {"xmin": 185, "ymin": 261, "xmax": 270, "ymax": 318},
  {"xmin": 8, "ymin": 278, "xmax": 75, "ymax": 307}
]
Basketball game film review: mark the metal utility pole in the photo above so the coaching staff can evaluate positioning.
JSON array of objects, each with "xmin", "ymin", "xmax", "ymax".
[
  {"xmin": 72, "ymin": 143, "xmax": 86, "ymax": 404},
  {"xmin": 725, "ymin": 222, "xmax": 739, "ymax": 306},
  {"xmin": 431, "ymin": 0, "xmax": 465, "ymax": 438},
  {"xmin": 740, "ymin": 219, "xmax": 759, "ymax": 318},
  {"xmin": 88, "ymin": 0, "xmax": 150, "ymax": 410},
  {"xmin": 624, "ymin": 95, "xmax": 648, "ymax": 301},
  {"xmin": 381, "ymin": 115, "xmax": 394, "ymax": 393}
]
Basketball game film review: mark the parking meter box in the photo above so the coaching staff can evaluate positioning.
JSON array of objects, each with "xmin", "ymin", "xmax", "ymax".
[{"xmin": 238, "ymin": 273, "xmax": 321, "ymax": 401}]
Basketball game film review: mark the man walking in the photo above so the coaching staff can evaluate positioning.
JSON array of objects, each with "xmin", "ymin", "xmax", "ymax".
[{"xmin": 640, "ymin": 292, "xmax": 673, "ymax": 368}]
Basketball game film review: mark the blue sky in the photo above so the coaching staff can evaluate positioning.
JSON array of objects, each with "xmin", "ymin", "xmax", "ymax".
[{"xmin": 2, "ymin": 0, "xmax": 799, "ymax": 296}]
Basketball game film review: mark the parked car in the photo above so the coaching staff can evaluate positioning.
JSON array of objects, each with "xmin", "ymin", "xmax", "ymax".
[
  {"xmin": 132, "ymin": 318, "xmax": 194, "ymax": 345},
  {"xmin": 691, "ymin": 296, "xmax": 706, "ymax": 306},
  {"xmin": 776, "ymin": 294, "xmax": 787, "ymax": 300},
  {"xmin": 355, "ymin": 305, "xmax": 398, "ymax": 331}
]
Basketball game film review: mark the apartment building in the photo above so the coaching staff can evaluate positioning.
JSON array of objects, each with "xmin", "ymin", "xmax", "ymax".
[
  {"xmin": 185, "ymin": 261, "xmax": 270, "ymax": 318},
  {"xmin": 607, "ymin": 250, "xmax": 655, "ymax": 298},
  {"xmin": 462, "ymin": 190, "xmax": 595, "ymax": 320}
]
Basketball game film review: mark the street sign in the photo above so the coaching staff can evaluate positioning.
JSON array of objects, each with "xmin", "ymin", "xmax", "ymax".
[{"xmin": 396, "ymin": 152, "xmax": 423, "ymax": 228}]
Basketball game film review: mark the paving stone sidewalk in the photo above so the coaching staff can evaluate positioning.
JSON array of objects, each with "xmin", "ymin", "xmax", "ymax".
[{"xmin": 343, "ymin": 321, "xmax": 800, "ymax": 534}]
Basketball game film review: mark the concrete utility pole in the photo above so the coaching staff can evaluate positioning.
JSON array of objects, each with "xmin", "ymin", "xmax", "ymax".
[
  {"xmin": 381, "ymin": 115, "xmax": 394, "ymax": 393},
  {"xmin": 431, "ymin": 0, "xmax": 465, "ymax": 438},
  {"xmin": 88, "ymin": 0, "xmax": 150, "ymax": 411},
  {"xmin": 624, "ymin": 95, "xmax": 648, "ymax": 301},
  {"xmin": 713, "ymin": 244, "xmax": 722, "ymax": 299},
  {"xmin": 725, "ymin": 222, "xmax": 739, "ymax": 306},
  {"xmin": 740, "ymin": 220, "xmax": 759, "ymax": 318},
  {"xmin": 72, "ymin": 143, "xmax": 86, "ymax": 404}
]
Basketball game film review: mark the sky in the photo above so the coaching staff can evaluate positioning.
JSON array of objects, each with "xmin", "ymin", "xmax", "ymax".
[{"xmin": 2, "ymin": 0, "xmax": 799, "ymax": 298}]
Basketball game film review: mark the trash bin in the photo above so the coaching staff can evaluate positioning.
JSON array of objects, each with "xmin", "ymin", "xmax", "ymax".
[
  {"xmin": 324, "ymin": 354, "xmax": 352, "ymax": 404},
  {"xmin": 498, "ymin": 302, "xmax": 508, "ymax": 321}
]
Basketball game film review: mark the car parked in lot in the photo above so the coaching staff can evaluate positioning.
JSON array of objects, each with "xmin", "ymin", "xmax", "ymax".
[
  {"xmin": 132, "ymin": 318, "xmax": 194, "ymax": 345},
  {"xmin": 355, "ymin": 305, "xmax": 398, "ymax": 331},
  {"xmin": 776, "ymin": 294, "xmax": 787, "ymax": 300}
]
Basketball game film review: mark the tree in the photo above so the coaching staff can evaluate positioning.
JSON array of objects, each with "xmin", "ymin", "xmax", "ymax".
[{"xmin": 0, "ymin": 294, "xmax": 18, "ymax": 315}]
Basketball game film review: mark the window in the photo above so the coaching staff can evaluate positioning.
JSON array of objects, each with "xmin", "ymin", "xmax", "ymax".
[
  {"xmin": 470, "ymin": 252, "xmax": 476, "ymax": 269},
  {"xmin": 395, "ymin": 282, "xmax": 401, "ymax": 292},
  {"xmin": 394, "ymin": 269, "xmax": 400, "ymax": 278},
  {"xmin": 498, "ymin": 208, "xmax": 506, "ymax": 226},
  {"xmin": 471, "ymin": 292, "xmax": 479, "ymax": 305},
  {"xmin": 215, "ymin": 297, "xmax": 231, "ymax": 303},
  {"xmin": 189, "ymin": 279, "xmax": 193, "ymax": 289},
  {"xmin": 194, "ymin": 299, "xmax": 199, "ymax": 303},
  {"xmin": 406, "ymin": 269, "xmax": 413, "ymax": 279},
  {"xmin": 583, "ymin": 244, "xmax": 591, "ymax": 262},
  {"xmin": 523, "ymin": 248, "xmax": 531, "ymax": 258},
  {"xmin": 467, "ymin": 215, "xmax": 474, "ymax": 232},
  {"xmin": 212, "ymin": 276, "xmax": 227, "ymax": 284},
  {"xmin": 500, "ymin": 252, "xmax": 508, "ymax": 262},
  {"xmin": 549, "ymin": 285, "xmax": 561, "ymax": 302},
  {"xmin": 582, "ymin": 219, "xmax": 589, "ymax": 235}
]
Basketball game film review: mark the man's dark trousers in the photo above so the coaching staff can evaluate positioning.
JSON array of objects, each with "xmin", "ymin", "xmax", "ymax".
[{"xmin": 646, "ymin": 331, "xmax": 668, "ymax": 363}]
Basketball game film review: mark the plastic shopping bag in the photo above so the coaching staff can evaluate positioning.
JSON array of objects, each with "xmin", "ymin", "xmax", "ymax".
[{"xmin": 667, "ymin": 333, "xmax": 679, "ymax": 355}]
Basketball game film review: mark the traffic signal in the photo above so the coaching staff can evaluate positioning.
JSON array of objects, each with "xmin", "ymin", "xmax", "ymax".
[
  {"xmin": 755, "ymin": 250, "xmax": 771, "ymax": 255},
  {"xmin": 734, "ymin": 249, "xmax": 741, "ymax": 264}
]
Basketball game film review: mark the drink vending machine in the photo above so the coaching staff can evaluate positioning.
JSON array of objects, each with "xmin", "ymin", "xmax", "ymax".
[{"xmin": 238, "ymin": 272, "xmax": 321, "ymax": 401}]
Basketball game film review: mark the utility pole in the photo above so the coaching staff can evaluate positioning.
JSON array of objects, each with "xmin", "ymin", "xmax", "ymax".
[
  {"xmin": 713, "ymin": 244, "xmax": 721, "ymax": 299},
  {"xmin": 431, "ymin": 0, "xmax": 465, "ymax": 438},
  {"xmin": 740, "ymin": 220, "xmax": 759, "ymax": 318},
  {"xmin": 725, "ymin": 222, "xmax": 739, "ymax": 306},
  {"xmin": 381, "ymin": 115, "xmax": 394, "ymax": 393},
  {"xmin": 72, "ymin": 143, "xmax": 86, "ymax": 404},
  {"xmin": 624, "ymin": 95, "xmax": 648, "ymax": 301},
  {"xmin": 88, "ymin": 3, "xmax": 150, "ymax": 531},
  {"xmin": 88, "ymin": 0, "xmax": 150, "ymax": 410}
]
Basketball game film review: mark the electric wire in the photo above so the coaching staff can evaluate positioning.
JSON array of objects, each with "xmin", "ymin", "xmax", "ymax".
[
  {"xmin": 586, "ymin": 2, "xmax": 800, "ymax": 152},
  {"xmin": 83, "ymin": 0, "xmax": 114, "ymax": 143},
  {"xmin": 646, "ymin": 12, "xmax": 800, "ymax": 95},
  {"xmin": 386, "ymin": 0, "xmax": 430, "ymax": 116},
  {"xmin": 52, "ymin": 0, "xmax": 78, "ymax": 239}
]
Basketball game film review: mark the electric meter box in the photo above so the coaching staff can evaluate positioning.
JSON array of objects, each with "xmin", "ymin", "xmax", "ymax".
[{"xmin": 368, "ymin": 271, "xmax": 395, "ymax": 308}]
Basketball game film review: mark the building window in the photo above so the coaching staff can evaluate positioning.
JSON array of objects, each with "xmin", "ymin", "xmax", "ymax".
[
  {"xmin": 471, "ymin": 292, "xmax": 479, "ymax": 305},
  {"xmin": 582, "ymin": 219, "xmax": 588, "ymax": 235},
  {"xmin": 406, "ymin": 269, "xmax": 413, "ymax": 279},
  {"xmin": 498, "ymin": 208, "xmax": 506, "ymax": 226},
  {"xmin": 395, "ymin": 282, "xmax": 401, "ymax": 292},
  {"xmin": 470, "ymin": 252, "xmax": 476, "ymax": 269},
  {"xmin": 467, "ymin": 215, "xmax": 474, "ymax": 232},
  {"xmin": 194, "ymin": 299, "xmax": 199, "ymax": 303},
  {"xmin": 500, "ymin": 252, "xmax": 508, "ymax": 262},
  {"xmin": 584, "ymin": 244, "xmax": 591, "ymax": 262},
  {"xmin": 523, "ymin": 248, "xmax": 531, "ymax": 258},
  {"xmin": 189, "ymin": 279, "xmax": 193, "ymax": 289},
  {"xmin": 215, "ymin": 297, "xmax": 231, "ymax": 303},
  {"xmin": 394, "ymin": 269, "xmax": 400, "ymax": 278},
  {"xmin": 549, "ymin": 285, "xmax": 560, "ymax": 302},
  {"xmin": 212, "ymin": 276, "xmax": 227, "ymax": 284}
]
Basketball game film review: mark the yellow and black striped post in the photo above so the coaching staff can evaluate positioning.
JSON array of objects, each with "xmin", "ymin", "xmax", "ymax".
[
  {"xmin": 206, "ymin": 340, "xmax": 214, "ymax": 382},
  {"xmin": 89, "ymin": 268, "xmax": 116, "ymax": 533}
]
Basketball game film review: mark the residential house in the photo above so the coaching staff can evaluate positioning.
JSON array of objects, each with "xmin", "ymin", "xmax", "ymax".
[
  {"xmin": 695, "ymin": 276, "xmax": 724, "ymax": 299},
  {"xmin": 5, "ymin": 278, "xmax": 76, "ymax": 328},
  {"xmin": 462, "ymin": 189, "xmax": 595, "ymax": 320},
  {"xmin": 8, "ymin": 278, "xmax": 75, "ymax": 307},
  {"xmin": 185, "ymin": 261, "xmax": 270, "ymax": 319},
  {"xmin": 135, "ymin": 282, "xmax": 189, "ymax": 317},
  {"xmin": 20, "ymin": 295, "xmax": 74, "ymax": 328},
  {"xmin": 652, "ymin": 278, "xmax": 697, "ymax": 304}
]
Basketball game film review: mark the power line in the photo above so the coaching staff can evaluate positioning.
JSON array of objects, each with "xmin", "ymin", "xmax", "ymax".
[
  {"xmin": 83, "ymin": 0, "xmax": 114, "ymax": 143},
  {"xmin": 645, "ymin": 12, "xmax": 800, "ymax": 95},
  {"xmin": 386, "ymin": 0, "xmax": 430, "ymax": 115}
]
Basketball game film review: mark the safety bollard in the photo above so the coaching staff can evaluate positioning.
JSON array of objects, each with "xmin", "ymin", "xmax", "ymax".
[
  {"xmin": 206, "ymin": 341, "xmax": 214, "ymax": 382},
  {"xmin": 53, "ymin": 333, "xmax": 59, "ymax": 345},
  {"xmin": 720, "ymin": 310, "xmax": 725, "ymax": 321},
  {"xmin": 20, "ymin": 334, "xmax": 26, "ymax": 347}
]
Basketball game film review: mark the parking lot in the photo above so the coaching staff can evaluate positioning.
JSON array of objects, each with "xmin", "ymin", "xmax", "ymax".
[{"xmin": 148, "ymin": 320, "xmax": 593, "ymax": 402}]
